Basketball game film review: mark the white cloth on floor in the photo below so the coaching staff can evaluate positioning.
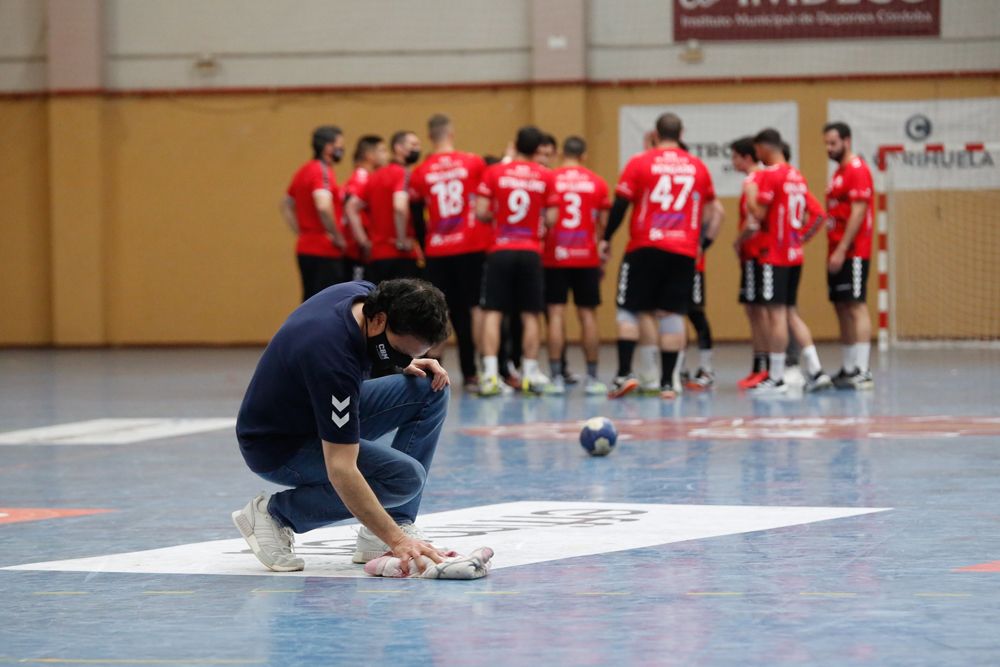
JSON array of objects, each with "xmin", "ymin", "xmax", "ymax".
[{"xmin": 363, "ymin": 547, "xmax": 494, "ymax": 579}]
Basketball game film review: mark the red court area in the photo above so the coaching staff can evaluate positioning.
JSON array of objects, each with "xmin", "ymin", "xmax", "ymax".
[
  {"xmin": 956, "ymin": 560, "xmax": 1000, "ymax": 573},
  {"xmin": 462, "ymin": 416, "xmax": 1000, "ymax": 442},
  {"xmin": 0, "ymin": 508, "xmax": 114, "ymax": 525}
]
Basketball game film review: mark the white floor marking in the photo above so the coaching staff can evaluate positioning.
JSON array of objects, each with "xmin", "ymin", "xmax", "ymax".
[
  {"xmin": 3, "ymin": 501, "xmax": 891, "ymax": 579},
  {"xmin": 0, "ymin": 418, "xmax": 236, "ymax": 445}
]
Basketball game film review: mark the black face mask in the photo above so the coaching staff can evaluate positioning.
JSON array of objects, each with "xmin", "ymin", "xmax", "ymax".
[
  {"xmin": 404, "ymin": 149, "xmax": 421, "ymax": 165},
  {"xmin": 366, "ymin": 328, "xmax": 413, "ymax": 372},
  {"xmin": 332, "ymin": 148, "xmax": 345, "ymax": 163}
]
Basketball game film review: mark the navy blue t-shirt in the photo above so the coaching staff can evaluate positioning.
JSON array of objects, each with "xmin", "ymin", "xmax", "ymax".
[{"xmin": 237, "ymin": 281, "xmax": 374, "ymax": 472}]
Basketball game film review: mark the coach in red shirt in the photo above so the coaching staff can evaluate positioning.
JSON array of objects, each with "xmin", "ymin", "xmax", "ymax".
[
  {"xmin": 280, "ymin": 125, "xmax": 348, "ymax": 302},
  {"xmin": 346, "ymin": 131, "xmax": 422, "ymax": 285}
]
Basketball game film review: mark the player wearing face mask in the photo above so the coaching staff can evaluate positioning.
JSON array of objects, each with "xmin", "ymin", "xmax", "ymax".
[
  {"xmin": 233, "ymin": 278, "xmax": 452, "ymax": 575},
  {"xmin": 347, "ymin": 131, "xmax": 423, "ymax": 285},
  {"xmin": 280, "ymin": 125, "xmax": 349, "ymax": 301}
]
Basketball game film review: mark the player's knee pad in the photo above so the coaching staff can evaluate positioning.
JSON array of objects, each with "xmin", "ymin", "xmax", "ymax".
[
  {"xmin": 616, "ymin": 309, "xmax": 638, "ymax": 327},
  {"xmin": 659, "ymin": 313, "xmax": 685, "ymax": 335}
]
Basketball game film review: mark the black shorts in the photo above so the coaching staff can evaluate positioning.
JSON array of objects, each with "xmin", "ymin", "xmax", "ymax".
[
  {"xmin": 615, "ymin": 247, "xmax": 695, "ymax": 314},
  {"xmin": 828, "ymin": 257, "xmax": 870, "ymax": 303},
  {"xmin": 366, "ymin": 258, "xmax": 420, "ymax": 285},
  {"xmin": 426, "ymin": 252, "xmax": 486, "ymax": 310},
  {"xmin": 544, "ymin": 267, "xmax": 601, "ymax": 307},
  {"xmin": 754, "ymin": 262, "xmax": 802, "ymax": 306},
  {"xmin": 297, "ymin": 254, "xmax": 345, "ymax": 302},
  {"xmin": 690, "ymin": 270, "xmax": 706, "ymax": 310},
  {"xmin": 481, "ymin": 250, "xmax": 544, "ymax": 313}
]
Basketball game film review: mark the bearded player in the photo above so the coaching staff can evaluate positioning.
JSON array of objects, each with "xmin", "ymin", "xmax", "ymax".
[{"xmin": 824, "ymin": 121, "xmax": 875, "ymax": 390}]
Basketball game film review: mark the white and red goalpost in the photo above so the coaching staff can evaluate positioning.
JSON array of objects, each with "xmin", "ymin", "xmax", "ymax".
[{"xmin": 874, "ymin": 142, "xmax": 1000, "ymax": 349}]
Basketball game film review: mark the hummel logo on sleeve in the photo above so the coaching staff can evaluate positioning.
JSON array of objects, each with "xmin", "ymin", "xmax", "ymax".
[{"xmin": 332, "ymin": 395, "xmax": 350, "ymax": 428}]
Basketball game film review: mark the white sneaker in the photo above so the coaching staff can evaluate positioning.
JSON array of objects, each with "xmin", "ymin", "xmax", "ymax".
[
  {"xmin": 542, "ymin": 375, "xmax": 566, "ymax": 395},
  {"xmin": 784, "ymin": 365, "xmax": 806, "ymax": 387},
  {"xmin": 522, "ymin": 372, "xmax": 554, "ymax": 395},
  {"xmin": 749, "ymin": 377, "xmax": 788, "ymax": 396},
  {"xmin": 232, "ymin": 493, "xmax": 304, "ymax": 572},
  {"xmin": 804, "ymin": 370, "xmax": 834, "ymax": 393},
  {"xmin": 584, "ymin": 376, "xmax": 608, "ymax": 395},
  {"xmin": 352, "ymin": 523, "xmax": 429, "ymax": 564}
]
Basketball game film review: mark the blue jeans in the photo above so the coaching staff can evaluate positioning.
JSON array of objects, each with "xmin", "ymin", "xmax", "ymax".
[{"xmin": 258, "ymin": 374, "xmax": 449, "ymax": 533}]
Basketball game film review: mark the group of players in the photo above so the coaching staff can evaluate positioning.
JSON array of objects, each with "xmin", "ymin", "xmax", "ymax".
[{"xmin": 281, "ymin": 111, "xmax": 875, "ymax": 399}]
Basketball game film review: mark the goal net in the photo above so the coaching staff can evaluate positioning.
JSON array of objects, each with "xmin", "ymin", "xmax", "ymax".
[{"xmin": 878, "ymin": 143, "xmax": 1000, "ymax": 348}]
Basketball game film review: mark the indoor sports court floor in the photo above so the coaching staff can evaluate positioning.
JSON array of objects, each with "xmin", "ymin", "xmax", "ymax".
[{"xmin": 1, "ymin": 345, "xmax": 998, "ymax": 666}]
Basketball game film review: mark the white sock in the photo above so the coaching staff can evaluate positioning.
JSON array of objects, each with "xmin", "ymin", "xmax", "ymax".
[
  {"xmin": 638, "ymin": 344, "xmax": 658, "ymax": 383},
  {"xmin": 841, "ymin": 345, "xmax": 856, "ymax": 373},
  {"xmin": 699, "ymin": 349, "xmax": 713, "ymax": 372},
  {"xmin": 482, "ymin": 355, "xmax": 498, "ymax": 379},
  {"xmin": 856, "ymin": 342, "xmax": 871, "ymax": 372},
  {"xmin": 801, "ymin": 345, "xmax": 822, "ymax": 376},
  {"xmin": 522, "ymin": 358, "xmax": 540, "ymax": 379},
  {"xmin": 769, "ymin": 352, "xmax": 786, "ymax": 382}
]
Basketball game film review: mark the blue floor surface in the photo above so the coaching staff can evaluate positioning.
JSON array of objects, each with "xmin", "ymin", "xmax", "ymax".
[{"xmin": 1, "ymin": 345, "xmax": 998, "ymax": 666}]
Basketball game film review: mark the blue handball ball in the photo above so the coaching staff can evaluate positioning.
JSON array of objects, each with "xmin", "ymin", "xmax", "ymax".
[{"xmin": 579, "ymin": 416, "xmax": 618, "ymax": 457}]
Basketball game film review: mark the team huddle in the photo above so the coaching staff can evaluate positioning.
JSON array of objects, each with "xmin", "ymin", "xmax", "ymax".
[{"xmin": 281, "ymin": 112, "xmax": 875, "ymax": 400}]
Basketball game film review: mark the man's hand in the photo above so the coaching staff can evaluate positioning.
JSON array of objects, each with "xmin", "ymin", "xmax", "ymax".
[
  {"xmin": 597, "ymin": 239, "xmax": 610, "ymax": 263},
  {"xmin": 389, "ymin": 535, "xmax": 446, "ymax": 575},
  {"xmin": 395, "ymin": 237, "xmax": 414, "ymax": 253},
  {"xmin": 828, "ymin": 247, "xmax": 846, "ymax": 274},
  {"xmin": 404, "ymin": 358, "xmax": 450, "ymax": 391},
  {"xmin": 328, "ymin": 233, "xmax": 347, "ymax": 251}
]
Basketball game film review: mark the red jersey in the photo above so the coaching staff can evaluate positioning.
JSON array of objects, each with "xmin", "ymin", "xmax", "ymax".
[
  {"xmin": 615, "ymin": 147, "xmax": 716, "ymax": 258},
  {"xmin": 358, "ymin": 162, "xmax": 419, "ymax": 262},
  {"xmin": 543, "ymin": 165, "xmax": 610, "ymax": 268},
  {"xmin": 409, "ymin": 151, "xmax": 487, "ymax": 257},
  {"xmin": 738, "ymin": 170, "xmax": 767, "ymax": 262},
  {"xmin": 826, "ymin": 156, "xmax": 874, "ymax": 260},
  {"xmin": 341, "ymin": 167, "xmax": 371, "ymax": 262},
  {"xmin": 755, "ymin": 163, "xmax": 814, "ymax": 267},
  {"xmin": 477, "ymin": 160, "xmax": 553, "ymax": 254},
  {"xmin": 287, "ymin": 159, "xmax": 342, "ymax": 258}
]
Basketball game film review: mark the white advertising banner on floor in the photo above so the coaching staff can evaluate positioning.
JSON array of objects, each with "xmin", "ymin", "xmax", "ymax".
[
  {"xmin": 827, "ymin": 97, "xmax": 1000, "ymax": 191},
  {"xmin": 3, "ymin": 501, "xmax": 890, "ymax": 579},
  {"xmin": 618, "ymin": 102, "xmax": 799, "ymax": 197}
]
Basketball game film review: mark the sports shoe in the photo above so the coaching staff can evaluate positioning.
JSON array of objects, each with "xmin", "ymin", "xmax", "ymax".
[
  {"xmin": 679, "ymin": 369, "xmax": 691, "ymax": 386},
  {"xmin": 503, "ymin": 362, "xmax": 522, "ymax": 390},
  {"xmin": 584, "ymin": 376, "xmax": 608, "ymax": 396},
  {"xmin": 738, "ymin": 370, "xmax": 769, "ymax": 389},
  {"xmin": 851, "ymin": 369, "xmax": 875, "ymax": 390},
  {"xmin": 685, "ymin": 368, "xmax": 715, "ymax": 391},
  {"xmin": 562, "ymin": 370, "xmax": 582, "ymax": 386},
  {"xmin": 463, "ymin": 375, "xmax": 480, "ymax": 394},
  {"xmin": 522, "ymin": 372, "xmax": 554, "ymax": 395},
  {"xmin": 749, "ymin": 377, "xmax": 788, "ymax": 396},
  {"xmin": 353, "ymin": 523, "xmax": 430, "ymax": 564},
  {"xmin": 541, "ymin": 375, "xmax": 566, "ymax": 395},
  {"xmin": 232, "ymin": 493, "xmax": 304, "ymax": 572},
  {"xmin": 784, "ymin": 365, "xmax": 806, "ymax": 387},
  {"xmin": 659, "ymin": 383, "xmax": 681, "ymax": 400},
  {"xmin": 607, "ymin": 375, "xmax": 639, "ymax": 399},
  {"xmin": 804, "ymin": 370, "xmax": 834, "ymax": 393},
  {"xmin": 832, "ymin": 368, "xmax": 857, "ymax": 390},
  {"xmin": 478, "ymin": 375, "xmax": 502, "ymax": 397}
]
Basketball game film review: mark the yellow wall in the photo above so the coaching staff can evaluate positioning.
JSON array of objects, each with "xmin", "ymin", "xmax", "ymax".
[
  {"xmin": 0, "ymin": 99, "xmax": 51, "ymax": 345},
  {"xmin": 2, "ymin": 75, "xmax": 998, "ymax": 346}
]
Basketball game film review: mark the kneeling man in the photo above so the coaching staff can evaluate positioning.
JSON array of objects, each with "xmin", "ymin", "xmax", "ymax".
[{"xmin": 233, "ymin": 278, "xmax": 451, "ymax": 574}]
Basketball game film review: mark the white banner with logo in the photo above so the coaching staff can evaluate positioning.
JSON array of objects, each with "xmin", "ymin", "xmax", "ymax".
[
  {"xmin": 827, "ymin": 98, "xmax": 1000, "ymax": 191},
  {"xmin": 619, "ymin": 102, "xmax": 799, "ymax": 197}
]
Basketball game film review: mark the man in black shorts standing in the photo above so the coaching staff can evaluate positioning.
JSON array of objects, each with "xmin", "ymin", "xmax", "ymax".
[
  {"xmin": 475, "ymin": 126, "xmax": 554, "ymax": 396},
  {"xmin": 542, "ymin": 136, "xmax": 610, "ymax": 395},
  {"xmin": 601, "ymin": 113, "xmax": 722, "ymax": 399}
]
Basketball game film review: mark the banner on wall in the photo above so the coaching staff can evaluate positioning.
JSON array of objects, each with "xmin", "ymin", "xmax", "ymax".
[
  {"xmin": 619, "ymin": 102, "xmax": 798, "ymax": 197},
  {"xmin": 674, "ymin": 0, "xmax": 940, "ymax": 42},
  {"xmin": 827, "ymin": 98, "xmax": 1000, "ymax": 191}
]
